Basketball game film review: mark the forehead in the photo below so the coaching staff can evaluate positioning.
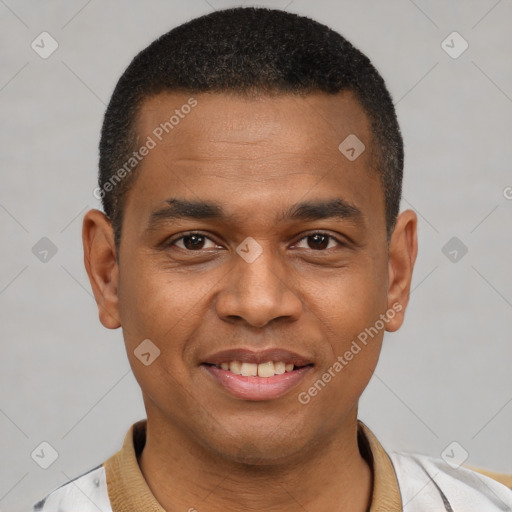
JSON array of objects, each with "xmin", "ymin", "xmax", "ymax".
[
  {"xmin": 125, "ymin": 90, "xmax": 384, "ymax": 235},
  {"xmin": 136, "ymin": 90, "xmax": 372, "ymax": 161}
]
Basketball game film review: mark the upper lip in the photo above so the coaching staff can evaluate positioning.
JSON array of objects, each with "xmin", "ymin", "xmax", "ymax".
[{"xmin": 202, "ymin": 348, "xmax": 313, "ymax": 367}]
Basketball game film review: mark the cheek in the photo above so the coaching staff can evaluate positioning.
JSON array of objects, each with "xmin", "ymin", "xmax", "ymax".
[
  {"xmin": 118, "ymin": 257, "xmax": 196, "ymax": 338},
  {"xmin": 300, "ymin": 256, "xmax": 387, "ymax": 391},
  {"xmin": 300, "ymin": 274, "xmax": 385, "ymax": 414},
  {"xmin": 117, "ymin": 257, "xmax": 219, "ymax": 384},
  {"xmin": 117, "ymin": 265, "xmax": 196, "ymax": 401},
  {"xmin": 306, "ymin": 258, "xmax": 388, "ymax": 334}
]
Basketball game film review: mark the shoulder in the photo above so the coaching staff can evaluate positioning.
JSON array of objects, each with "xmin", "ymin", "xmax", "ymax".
[
  {"xmin": 388, "ymin": 451, "xmax": 512, "ymax": 511},
  {"xmin": 32, "ymin": 464, "xmax": 112, "ymax": 512}
]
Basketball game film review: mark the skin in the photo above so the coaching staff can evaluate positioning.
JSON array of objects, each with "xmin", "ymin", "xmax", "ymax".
[{"xmin": 83, "ymin": 91, "xmax": 417, "ymax": 511}]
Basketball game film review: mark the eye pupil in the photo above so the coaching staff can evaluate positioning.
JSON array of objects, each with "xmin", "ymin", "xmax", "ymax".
[
  {"xmin": 308, "ymin": 234, "xmax": 329, "ymax": 250},
  {"xmin": 184, "ymin": 234, "xmax": 205, "ymax": 250}
]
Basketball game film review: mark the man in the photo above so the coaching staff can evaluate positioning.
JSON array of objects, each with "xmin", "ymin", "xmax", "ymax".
[{"xmin": 33, "ymin": 7, "xmax": 512, "ymax": 512}]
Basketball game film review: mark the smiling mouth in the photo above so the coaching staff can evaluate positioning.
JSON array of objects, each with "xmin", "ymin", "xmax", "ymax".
[
  {"xmin": 201, "ymin": 348, "xmax": 315, "ymax": 400},
  {"xmin": 203, "ymin": 360, "xmax": 313, "ymax": 378}
]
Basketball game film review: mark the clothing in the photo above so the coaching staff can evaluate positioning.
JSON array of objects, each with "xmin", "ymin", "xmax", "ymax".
[{"xmin": 33, "ymin": 419, "xmax": 512, "ymax": 511}]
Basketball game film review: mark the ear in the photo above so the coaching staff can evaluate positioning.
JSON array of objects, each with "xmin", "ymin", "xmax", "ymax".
[
  {"xmin": 82, "ymin": 209, "xmax": 121, "ymax": 329},
  {"xmin": 385, "ymin": 209, "xmax": 418, "ymax": 332}
]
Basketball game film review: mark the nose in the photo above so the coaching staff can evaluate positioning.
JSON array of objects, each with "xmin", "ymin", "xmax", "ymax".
[{"xmin": 215, "ymin": 244, "xmax": 303, "ymax": 329}]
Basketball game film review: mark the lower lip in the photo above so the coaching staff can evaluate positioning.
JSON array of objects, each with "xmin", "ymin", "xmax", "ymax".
[{"xmin": 202, "ymin": 365, "xmax": 312, "ymax": 401}]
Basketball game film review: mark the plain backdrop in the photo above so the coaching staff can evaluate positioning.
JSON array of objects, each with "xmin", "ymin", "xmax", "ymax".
[{"xmin": 1, "ymin": 1, "xmax": 511, "ymax": 510}]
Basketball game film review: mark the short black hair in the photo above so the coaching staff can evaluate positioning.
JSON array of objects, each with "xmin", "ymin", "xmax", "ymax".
[{"xmin": 98, "ymin": 7, "xmax": 403, "ymax": 247}]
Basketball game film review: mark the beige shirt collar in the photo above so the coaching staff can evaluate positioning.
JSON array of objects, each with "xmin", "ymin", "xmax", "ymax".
[{"xmin": 104, "ymin": 419, "xmax": 402, "ymax": 511}]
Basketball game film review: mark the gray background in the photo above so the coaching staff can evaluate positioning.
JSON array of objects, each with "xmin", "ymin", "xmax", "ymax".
[{"xmin": 1, "ymin": 0, "xmax": 511, "ymax": 510}]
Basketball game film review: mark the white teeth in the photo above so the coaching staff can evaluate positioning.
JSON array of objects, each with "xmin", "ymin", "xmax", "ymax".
[
  {"xmin": 274, "ymin": 361, "xmax": 286, "ymax": 374},
  {"xmin": 241, "ymin": 362, "xmax": 258, "ymax": 376},
  {"xmin": 229, "ymin": 361, "xmax": 242, "ymax": 375},
  {"xmin": 219, "ymin": 360, "xmax": 298, "ymax": 377},
  {"xmin": 257, "ymin": 361, "xmax": 275, "ymax": 377}
]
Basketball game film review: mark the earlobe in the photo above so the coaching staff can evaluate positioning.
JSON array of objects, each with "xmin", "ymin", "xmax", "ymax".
[
  {"xmin": 385, "ymin": 209, "xmax": 418, "ymax": 332},
  {"xmin": 82, "ymin": 209, "xmax": 121, "ymax": 329}
]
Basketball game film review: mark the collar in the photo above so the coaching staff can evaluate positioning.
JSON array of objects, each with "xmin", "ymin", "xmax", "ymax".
[{"xmin": 104, "ymin": 419, "xmax": 402, "ymax": 511}]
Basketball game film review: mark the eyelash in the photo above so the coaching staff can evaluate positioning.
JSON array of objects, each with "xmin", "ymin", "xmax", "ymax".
[{"xmin": 166, "ymin": 231, "xmax": 344, "ymax": 251}]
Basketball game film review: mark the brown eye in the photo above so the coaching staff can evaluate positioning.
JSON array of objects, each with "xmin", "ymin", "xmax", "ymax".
[
  {"xmin": 170, "ymin": 233, "xmax": 219, "ymax": 251},
  {"xmin": 296, "ymin": 232, "xmax": 341, "ymax": 251},
  {"xmin": 308, "ymin": 234, "xmax": 329, "ymax": 250},
  {"xmin": 182, "ymin": 234, "xmax": 206, "ymax": 250}
]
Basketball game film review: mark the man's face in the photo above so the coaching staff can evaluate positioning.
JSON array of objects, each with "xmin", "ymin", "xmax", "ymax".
[{"xmin": 107, "ymin": 91, "xmax": 397, "ymax": 463}]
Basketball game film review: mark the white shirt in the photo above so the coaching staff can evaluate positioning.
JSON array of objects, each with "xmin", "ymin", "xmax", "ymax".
[
  {"xmin": 33, "ymin": 452, "xmax": 512, "ymax": 511},
  {"xmin": 32, "ymin": 420, "xmax": 512, "ymax": 512}
]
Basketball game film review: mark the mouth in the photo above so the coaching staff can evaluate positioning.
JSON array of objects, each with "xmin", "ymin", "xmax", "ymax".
[{"xmin": 201, "ymin": 349, "xmax": 314, "ymax": 401}]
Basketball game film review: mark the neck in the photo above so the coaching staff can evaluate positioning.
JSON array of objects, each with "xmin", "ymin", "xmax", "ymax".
[{"xmin": 139, "ymin": 409, "xmax": 372, "ymax": 512}]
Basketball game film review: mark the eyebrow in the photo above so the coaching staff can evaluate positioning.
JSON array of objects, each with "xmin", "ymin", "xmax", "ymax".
[{"xmin": 148, "ymin": 197, "xmax": 363, "ymax": 229}]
